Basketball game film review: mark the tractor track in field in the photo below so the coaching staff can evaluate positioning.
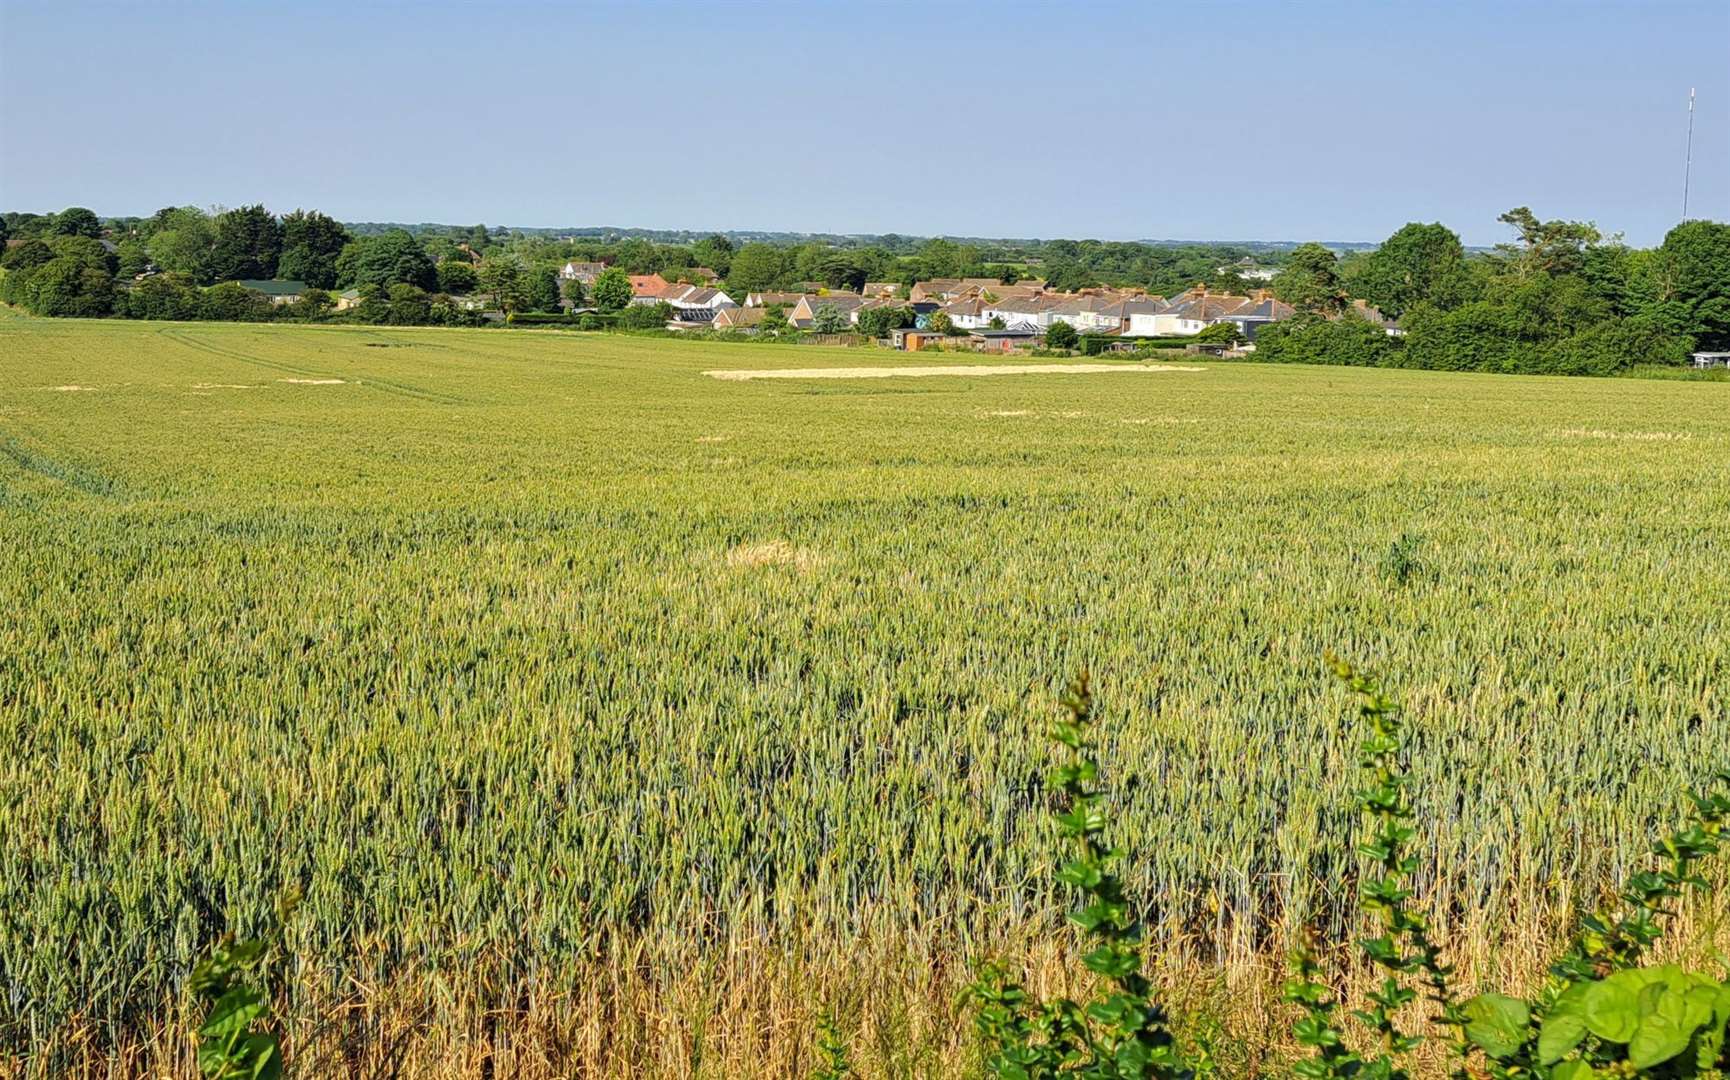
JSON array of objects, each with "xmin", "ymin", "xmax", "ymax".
[
  {"xmin": 158, "ymin": 327, "xmax": 469, "ymax": 405},
  {"xmin": 0, "ymin": 427, "xmax": 125, "ymax": 499}
]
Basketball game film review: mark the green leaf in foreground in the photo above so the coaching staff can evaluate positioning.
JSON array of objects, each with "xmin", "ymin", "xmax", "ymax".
[{"xmin": 1461, "ymin": 992, "xmax": 1529, "ymax": 1060}]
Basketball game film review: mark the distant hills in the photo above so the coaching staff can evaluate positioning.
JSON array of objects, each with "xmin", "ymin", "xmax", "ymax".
[{"xmin": 340, "ymin": 221, "xmax": 1391, "ymax": 253}]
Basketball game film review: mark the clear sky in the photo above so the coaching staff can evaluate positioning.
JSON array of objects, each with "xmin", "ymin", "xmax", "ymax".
[{"xmin": 2, "ymin": 0, "xmax": 1725, "ymax": 246}]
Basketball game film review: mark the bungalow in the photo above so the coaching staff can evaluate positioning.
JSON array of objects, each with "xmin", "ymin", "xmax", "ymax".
[
  {"xmin": 713, "ymin": 305, "xmax": 771, "ymax": 331},
  {"xmin": 559, "ymin": 261, "xmax": 607, "ymax": 284},
  {"xmin": 909, "ymin": 278, "xmax": 964, "ymax": 303},
  {"xmin": 861, "ymin": 281, "xmax": 901, "ymax": 299},
  {"xmin": 911, "ymin": 277, "xmax": 1018, "ymax": 304},
  {"xmin": 237, "ymin": 279, "xmax": 309, "ymax": 306},
  {"xmin": 656, "ymin": 284, "xmax": 737, "ymax": 322},
  {"xmin": 745, "ymin": 291, "xmax": 803, "ymax": 308},
  {"xmin": 335, "ymin": 288, "xmax": 363, "ymax": 311},
  {"xmin": 787, "ymin": 293, "xmax": 867, "ymax": 329}
]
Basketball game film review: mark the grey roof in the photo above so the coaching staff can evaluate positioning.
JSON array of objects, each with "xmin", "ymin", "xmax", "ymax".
[
  {"xmin": 806, "ymin": 295, "xmax": 867, "ymax": 312},
  {"xmin": 1225, "ymin": 297, "xmax": 1294, "ymax": 321},
  {"xmin": 1103, "ymin": 297, "xmax": 1169, "ymax": 317}
]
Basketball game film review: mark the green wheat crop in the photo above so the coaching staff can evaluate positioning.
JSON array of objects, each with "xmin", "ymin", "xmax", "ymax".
[{"xmin": 2, "ymin": 315, "xmax": 1728, "ymax": 1074}]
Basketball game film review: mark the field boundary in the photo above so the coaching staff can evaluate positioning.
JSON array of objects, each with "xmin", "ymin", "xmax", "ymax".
[{"xmin": 702, "ymin": 362, "xmax": 1206, "ymax": 381}]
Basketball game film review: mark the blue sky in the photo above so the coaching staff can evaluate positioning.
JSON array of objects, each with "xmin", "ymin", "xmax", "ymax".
[{"xmin": 1, "ymin": 0, "xmax": 1725, "ymax": 246}]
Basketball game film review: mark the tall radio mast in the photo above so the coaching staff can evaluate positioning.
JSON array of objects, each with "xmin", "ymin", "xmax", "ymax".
[{"xmin": 1683, "ymin": 88, "xmax": 1696, "ymax": 220}]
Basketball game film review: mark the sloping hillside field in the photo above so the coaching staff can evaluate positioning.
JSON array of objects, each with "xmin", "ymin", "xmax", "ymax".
[{"xmin": 4, "ymin": 317, "xmax": 1730, "ymax": 1076}]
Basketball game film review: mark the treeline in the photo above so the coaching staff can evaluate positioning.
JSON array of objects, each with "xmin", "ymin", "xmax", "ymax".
[
  {"xmin": 0, "ymin": 206, "xmax": 566, "ymax": 324},
  {"xmin": 1255, "ymin": 210, "xmax": 1729, "ymax": 375},
  {"xmin": 0, "ymin": 204, "xmax": 1272, "ymax": 319}
]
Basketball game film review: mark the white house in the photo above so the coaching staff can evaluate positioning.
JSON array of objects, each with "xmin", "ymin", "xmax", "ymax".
[
  {"xmin": 559, "ymin": 261, "xmax": 607, "ymax": 284},
  {"xmin": 1145, "ymin": 288, "xmax": 1253, "ymax": 336},
  {"xmin": 1102, "ymin": 297, "xmax": 1170, "ymax": 337},
  {"xmin": 656, "ymin": 284, "xmax": 736, "ymax": 322},
  {"xmin": 939, "ymin": 297, "xmax": 991, "ymax": 330},
  {"xmin": 982, "ymin": 295, "xmax": 1057, "ymax": 331},
  {"xmin": 1046, "ymin": 294, "xmax": 1124, "ymax": 333}
]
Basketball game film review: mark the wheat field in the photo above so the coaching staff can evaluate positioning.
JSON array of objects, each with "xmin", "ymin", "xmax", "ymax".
[{"xmin": 3, "ymin": 316, "xmax": 1729, "ymax": 1077}]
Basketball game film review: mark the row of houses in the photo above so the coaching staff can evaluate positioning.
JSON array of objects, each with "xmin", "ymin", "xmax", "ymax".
[{"xmin": 570, "ymin": 260, "xmax": 1403, "ymax": 344}]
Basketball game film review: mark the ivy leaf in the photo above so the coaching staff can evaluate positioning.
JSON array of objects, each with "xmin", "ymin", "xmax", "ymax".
[
  {"xmin": 198, "ymin": 987, "xmax": 266, "ymax": 1041},
  {"xmin": 242, "ymin": 1034, "xmax": 282, "ymax": 1080},
  {"xmin": 1462, "ymin": 992, "xmax": 1530, "ymax": 1060},
  {"xmin": 1627, "ymin": 1013, "xmax": 1692, "ymax": 1068},
  {"xmin": 1537, "ymin": 982, "xmax": 1591, "ymax": 1065},
  {"xmin": 1583, "ymin": 975, "xmax": 1640, "ymax": 1043}
]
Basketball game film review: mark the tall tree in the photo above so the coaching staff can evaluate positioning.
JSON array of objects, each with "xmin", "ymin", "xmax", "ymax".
[
  {"xmin": 1348, "ymin": 223, "xmax": 1472, "ymax": 318},
  {"xmin": 435, "ymin": 259, "xmax": 478, "ymax": 294},
  {"xmin": 612, "ymin": 237, "xmax": 660, "ymax": 274},
  {"xmin": 726, "ymin": 244, "xmax": 787, "ymax": 292},
  {"xmin": 51, "ymin": 207, "xmax": 102, "ymax": 238},
  {"xmin": 209, "ymin": 205, "xmax": 284, "ymax": 281},
  {"xmin": 691, "ymin": 233, "xmax": 734, "ymax": 277},
  {"xmin": 590, "ymin": 266, "xmax": 634, "ymax": 312},
  {"xmin": 477, "ymin": 255, "xmax": 531, "ymax": 315},
  {"xmin": 1494, "ymin": 207, "xmax": 1600, "ymax": 279},
  {"xmin": 1272, "ymin": 243, "xmax": 1346, "ymax": 314},
  {"xmin": 147, "ymin": 208, "xmax": 218, "ymax": 283},
  {"xmin": 0, "ymin": 238, "xmax": 54, "ymax": 272},
  {"xmin": 1654, "ymin": 219, "xmax": 1730, "ymax": 348},
  {"xmin": 335, "ymin": 230, "xmax": 437, "ymax": 291},
  {"xmin": 527, "ymin": 265, "xmax": 561, "ymax": 312},
  {"xmin": 277, "ymin": 209, "xmax": 352, "ymax": 288}
]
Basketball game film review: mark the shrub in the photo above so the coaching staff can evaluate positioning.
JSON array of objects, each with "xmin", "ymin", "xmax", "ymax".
[
  {"xmin": 811, "ymin": 304, "xmax": 850, "ymax": 334},
  {"xmin": 1254, "ymin": 312, "xmax": 1394, "ymax": 366},
  {"xmin": 1539, "ymin": 319, "xmax": 1692, "ymax": 376},
  {"xmin": 1045, "ymin": 321, "xmax": 1079, "ymax": 350},
  {"xmin": 618, "ymin": 301, "xmax": 673, "ymax": 330},
  {"xmin": 287, "ymin": 288, "xmax": 334, "ymax": 320},
  {"xmin": 19, "ymin": 257, "xmax": 114, "ymax": 317},
  {"xmin": 386, "ymin": 283, "xmax": 431, "ymax": 325},
  {"xmin": 200, "ymin": 282, "xmax": 274, "ymax": 322},
  {"xmin": 124, "ymin": 273, "xmax": 202, "ymax": 321},
  {"xmin": 1079, "ymin": 334, "xmax": 1113, "ymax": 356},
  {"xmin": 856, "ymin": 305, "xmax": 915, "ymax": 338},
  {"xmin": 1192, "ymin": 322, "xmax": 1242, "ymax": 346}
]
